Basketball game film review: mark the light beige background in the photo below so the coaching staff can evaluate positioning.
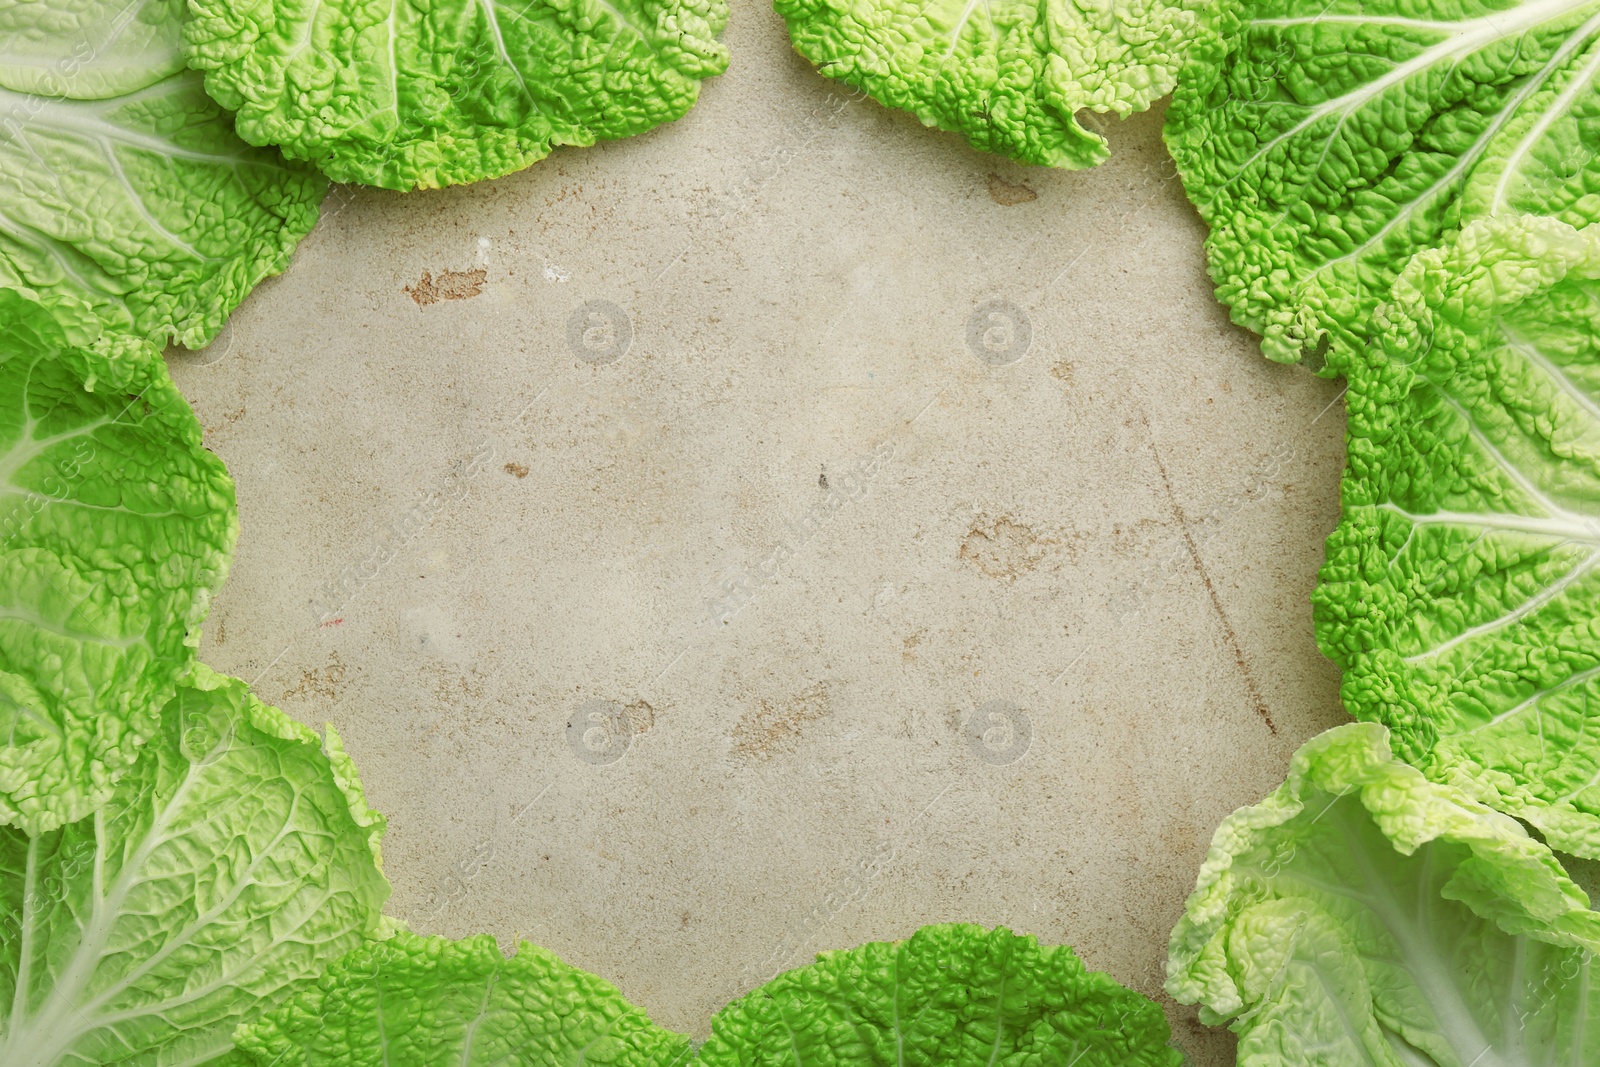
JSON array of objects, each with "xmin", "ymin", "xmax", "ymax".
[{"xmin": 169, "ymin": 4, "xmax": 1351, "ymax": 1062}]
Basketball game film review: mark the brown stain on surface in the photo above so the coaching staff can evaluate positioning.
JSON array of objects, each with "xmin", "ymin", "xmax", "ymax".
[
  {"xmin": 429, "ymin": 665, "xmax": 487, "ymax": 706},
  {"xmin": 987, "ymin": 173, "xmax": 1038, "ymax": 206},
  {"xmin": 1110, "ymin": 516, "xmax": 1168, "ymax": 558},
  {"xmin": 504, "ymin": 462, "xmax": 529, "ymax": 478},
  {"xmin": 279, "ymin": 651, "xmax": 347, "ymax": 704},
  {"xmin": 1147, "ymin": 442, "xmax": 1277, "ymax": 735},
  {"xmin": 624, "ymin": 699, "xmax": 655, "ymax": 735},
  {"xmin": 202, "ymin": 405, "xmax": 246, "ymax": 436},
  {"xmin": 405, "ymin": 268, "xmax": 488, "ymax": 306},
  {"xmin": 959, "ymin": 516, "xmax": 1057, "ymax": 580},
  {"xmin": 732, "ymin": 683, "xmax": 831, "ymax": 761}
]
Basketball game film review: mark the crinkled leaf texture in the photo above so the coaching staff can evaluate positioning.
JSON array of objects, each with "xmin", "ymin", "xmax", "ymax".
[
  {"xmin": 777, "ymin": 0, "xmax": 1220, "ymax": 168},
  {"xmin": 698, "ymin": 924, "xmax": 1182, "ymax": 1067},
  {"xmin": 0, "ymin": 666, "xmax": 391, "ymax": 1067},
  {"xmin": 0, "ymin": 0, "xmax": 188, "ymax": 98},
  {"xmin": 1167, "ymin": 722, "xmax": 1600, "ymax": 1067},
  {"xmin": 1314, "ymin": 214, "xmax": 1600, "ymax": 858},
  {"xmin": 234, "ymin": 924, "xmax": 1180, "ymax": 1067},
  {"xmin": 0, "ymin": 290, "xmax": 236, "ymax": 834},
  {"xmin": 182, "ymin": 0, "xmax": 731, "ymax": 191},
  {"xmin": 232, "ymin": 929, "xmax": 692, "ymax": 1067},
  {"xmin": 0, "ymin": 0, "xmax": 327, "ymax": 348},
  {"xmin": 1166, "ymin": 0, "xmax": 1600, "ymax": 365}
]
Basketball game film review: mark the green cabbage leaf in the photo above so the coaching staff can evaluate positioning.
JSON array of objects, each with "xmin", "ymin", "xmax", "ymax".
[
  {"xmin": 0, "ymin": 290, "xmax": 236, "ymax": 834},
  {"xmin": 232, "ymin": 924, "xmax": 1180, "ymax": 1067},
  {"xmin": 0, "ymin": 666, "xmax": 390, "ymax": 1067},
  {"xmin": 182, "ymin": 0, "xmax": 730, "ymax": 191},
  {"xmin": 777, "ymin": 0, "xmax": 1221, "ymax": 168},
  {"xmin": 0, "ymin": 0, "xmax": 189, "ymax": 98},
  {"xmin": 1314, "ymin": 214, "xmax": 1600, "ymax": 857},
  {"xmin": 233, "ymin": 929, "xmax": 690, "ymax": 1067},
  {"xmin": 1166, "ymin": 0, "xmax": 1600, "ymax": 366},
  {"xmin": 1167, "ymin": 722, "xmax": 1600, "ymax": 1066},
  {"xmin": 0, "ymin": 0, "xmax": 327, "ymax": 348},
  {"xmin": 698, "ymin": 923, "xmax": 1181, "ymax": 1067}
]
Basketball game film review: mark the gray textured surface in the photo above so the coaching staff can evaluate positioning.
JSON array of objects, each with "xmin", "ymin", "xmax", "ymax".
[{"xmin": 168, "ymin": 5, "xmax": 1350, "ymax": 1061}]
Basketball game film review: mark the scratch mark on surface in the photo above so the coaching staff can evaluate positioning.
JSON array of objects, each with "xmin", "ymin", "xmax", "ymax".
[{"xmin": 1147, "ymin": 438, "xmax": 1277, "ymax": 735}]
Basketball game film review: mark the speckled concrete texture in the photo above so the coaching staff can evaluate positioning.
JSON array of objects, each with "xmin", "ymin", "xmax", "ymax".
[{"xmin": 168, "ymin": 4, "xmax": 1351, "ymax": 1061}]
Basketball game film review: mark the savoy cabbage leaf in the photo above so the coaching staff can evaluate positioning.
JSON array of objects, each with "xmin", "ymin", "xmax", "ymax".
[
  {"xmin": 698, "ymin": 924, "xmax": 1182, "ymax": 1067},
  {"xmin": 0, "ymin": 0, "xmax": 189, "ymax": 99},
  {"xmin": 232, "ymin": 924, "xmax": 1180, "ymax": 1067},
  {"xmin": 0, "ymin": 289, "xmax": 236, "ymax": 835},
  {"xmin": 0, "ymin": 665, "xmax": 390, "ymax": 1067},
  {"xmin": 231, "ymin": 929, "xmax": 691, "ymax": 1067},
  {"xmin": 776, "ymin": 0, "xmax": 1221, "ymax": 168},
  {"xmin": 182, "ymin": 0, "xmax": 730, "ymax": 191},
  {"xmin": 1166, "ymin": 0, "xmax": 1600, "ymax": 366},
  {"xmin": 1167, "ymin": 722, "xmax": 1600, "ymax": 1066},
  {"xmin": 1314, "ymin": 214, "xmax": 1600, "ymax": 858},
  {"xmin": 0, "ymin": 0, "xmax": 328, "ymax": 350}
]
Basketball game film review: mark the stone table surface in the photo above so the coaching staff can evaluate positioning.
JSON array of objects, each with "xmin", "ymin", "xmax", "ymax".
[{"xmin": 169, "ymin": 5, "xmax": 1353, "ymax": 1061}]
